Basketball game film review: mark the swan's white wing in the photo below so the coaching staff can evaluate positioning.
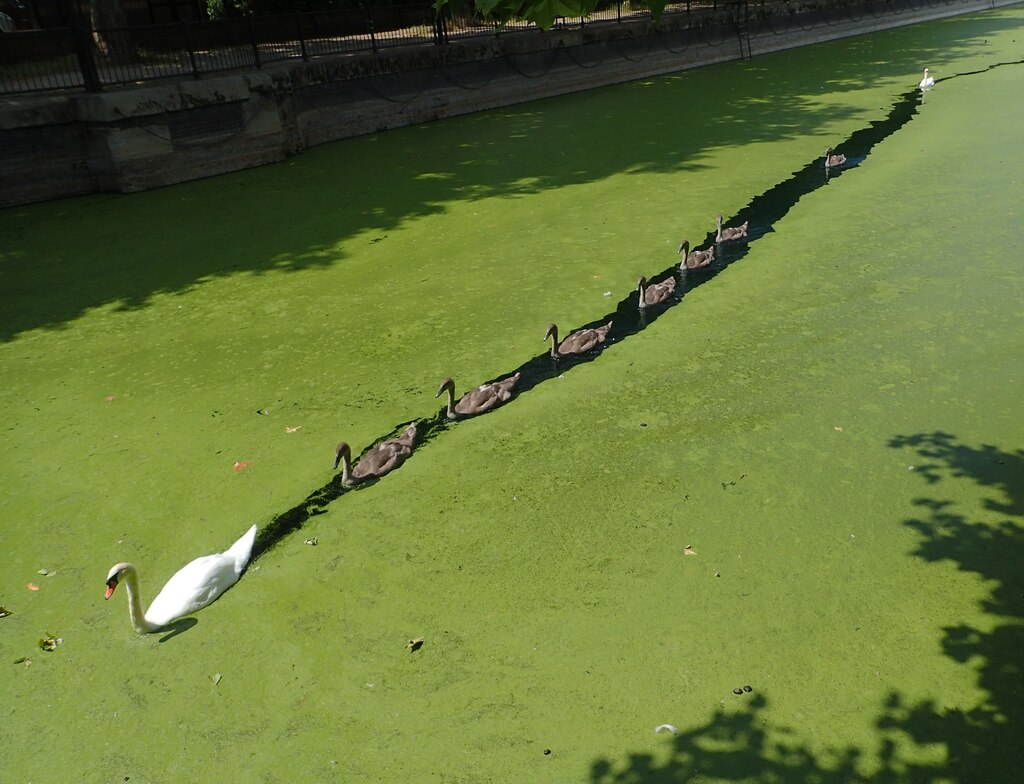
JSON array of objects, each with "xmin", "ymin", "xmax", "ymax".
[{"xmin": 144, "ymin": 553, "xmax": 240, "ymax": 627}]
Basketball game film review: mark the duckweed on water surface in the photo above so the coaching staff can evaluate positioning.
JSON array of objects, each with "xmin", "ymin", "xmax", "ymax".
[{"xmin": 1, "ymin": 7, "xmax": 1023, "ymax": 782}]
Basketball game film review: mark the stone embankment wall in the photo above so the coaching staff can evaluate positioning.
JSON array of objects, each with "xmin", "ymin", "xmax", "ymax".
[{"xmin": 0, "ymin": 0, "xmax": 1013, "ymax": 207}]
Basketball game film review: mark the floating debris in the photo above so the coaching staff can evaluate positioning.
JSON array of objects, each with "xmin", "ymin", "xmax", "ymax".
[
  {"xmin": 834, "ymin": 426, "xmax": 844, "ymax": 432},
  {"xmin": 603, "ymin": 291, "xmax": 612, "ymax": 297},
  {"xmin": 233, "ymin": 461, "xmax": 253, "ymax": 472},
  {"xmin": 683, "ymin": 546, "xmax": 697, "ymax": 556},
  {"xmin": 37, "ymin": 568, "xmax": 56, "ymax": 577},
  {"xmin": 13, "ymin": 657, "xmax": 31, "ymax": 668},
  {"xmin": 733, "ymin": 687, "xmax": 743, "ymax": 695},
  {"xmin": 26, "ymin": 583, "xmax": 39, "ymax": 591},
  {"xmin": 743, "ymin": 685, "xmax": 753, "ymax": 693},
  {"xmin": 105, "ymin": 395, "xmax": 117, "ymax": 402},
  {"xmin": 304, "ymin": 537, "xmax": 318, "ymax": 546},
  {"xmin": 38, "ymin": 633, "xmax": 63, "ymax": 652},
  {"xmin": 543, "ymin": 749, "xmax": 552, "ymax": 756},
  {"xmin": 405, "ymin": 637, "xmax": 425, "ymax": 653},
  {"xmin": 655, "ymin": 724, "xmax": 678, "ymax": 735},
  {"xmin": 211, "ymin": 672, "xmax": 222, "ymax": 686},
  {"xmin": 285, "ymin": 426, "xmax": 302, "ymax": 433},
  {"xmin": 0, "ymin": 607, "xmax": 11, "ymax": 618},
  {"xmin": 256, "ymin": 408, "xmax": 270, "ymax": 416}
]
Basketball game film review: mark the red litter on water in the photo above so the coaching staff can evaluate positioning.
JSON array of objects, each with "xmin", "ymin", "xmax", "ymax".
[{"xmin": 233, "ymin": 461, "xmax": 253, "ymax": 472}]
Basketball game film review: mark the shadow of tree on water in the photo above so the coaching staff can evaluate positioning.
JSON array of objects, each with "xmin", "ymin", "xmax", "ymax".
[
  {"xmin": 877, "ymin": 432, "xmax": 1023, "ymax": 784},
  {"xmin": 589, "ymin": 432, "xmax": 1023, "ymax": 783},
  {"xmin": 591, "ymin": 693, "xmax": 869, "ymax": 783},
  {"xmin": 1, "ymin": 9, "xmax": 1019, "ymax": 341}
]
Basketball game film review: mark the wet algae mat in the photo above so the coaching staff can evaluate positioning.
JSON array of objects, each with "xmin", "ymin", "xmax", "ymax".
[{"xmin": 2, "ymin": 8, "xmax": 1023, "ymax": 783}]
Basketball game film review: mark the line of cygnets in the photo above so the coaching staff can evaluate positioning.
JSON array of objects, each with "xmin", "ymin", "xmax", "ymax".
[
  {"xmin": 98, "ymin": 193, "xmax": 821, "ymax": 635},
  {"xmin": 106, "ymin": 72, "xmax": 935, "ymax": 634}
]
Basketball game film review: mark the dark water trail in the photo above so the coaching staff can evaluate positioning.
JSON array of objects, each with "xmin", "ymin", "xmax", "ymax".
[
  {"xmin": 494, "ymin": 86, "xmax": 925, "ymax": 399},
  {"xmin": 253, "ymin": 59, "xmax": 1022, "ymax": 559}
]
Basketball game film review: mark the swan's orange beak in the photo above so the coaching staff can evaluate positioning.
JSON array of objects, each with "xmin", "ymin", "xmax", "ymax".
[{"xmin": 104, "ymin": 577, "xmax": 118, "ymax": 600}]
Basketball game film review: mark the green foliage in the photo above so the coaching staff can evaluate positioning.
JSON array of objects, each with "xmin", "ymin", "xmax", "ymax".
[
  {"xmin": 202, "ymin": 0, "xmax": 667, "ymax": 29},
  {"xmin": 435, "ymin": 0, "xmax": 668, "ymax": 30}
]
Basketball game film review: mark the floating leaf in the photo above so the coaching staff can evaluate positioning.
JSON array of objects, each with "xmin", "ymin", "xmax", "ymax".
[
  {"xmin": 683, "ymin": 546, "xmax": 697, "ymax": 556},
  {"xmin": 233, "ymin": 461, "xmax": 253, "ymax": 472},
  {"xmin": 26, "ymin": 583, "xmax": 39, "ymax": 591},
  {"xmin": 105, "ymin": 395, "xmax": 117, "ymax": 402},
  {"xmin": 834, "ymin": 426, "xmax": 844, "ymax": 432},
  {"xmin": 285, "ymin": 426, "xmax": 302, "ymax": 433},
  {"xmin": 212, "ymin": 672, "xmax": 222, "ymax": 685}
]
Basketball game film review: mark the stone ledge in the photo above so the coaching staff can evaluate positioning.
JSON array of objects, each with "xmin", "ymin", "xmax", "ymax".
[{"xmin": 0, "ymin": 0, "xmax": 1016, "ymax": 207}]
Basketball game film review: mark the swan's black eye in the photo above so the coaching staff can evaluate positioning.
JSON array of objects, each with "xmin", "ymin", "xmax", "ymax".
[{"xmin": 106, "ymin": 576, "xmax": 118, "ymax": 588}]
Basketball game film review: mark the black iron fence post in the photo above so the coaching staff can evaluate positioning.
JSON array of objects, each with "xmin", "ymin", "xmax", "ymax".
[
  {"xmin": 247, "ymin": 15, "xmax": 262, "ymax": 68},
  {"xmin": 432, "ymin": 5, "xmax": 448, "ymax": 45},
  {"xmin": 296, "ymin": 13, "xmax": 308, "ymax": 60},
  {"xmin": 184, "ymin": 22, "xmax": 200, "ymax": 79},
  {"xmin": 69, "ymin": 10, "xmax": 101, "ymax": 91},
  {"xmin": 364, "ymin": 3, "xmax": 377, "ymax": 52}
]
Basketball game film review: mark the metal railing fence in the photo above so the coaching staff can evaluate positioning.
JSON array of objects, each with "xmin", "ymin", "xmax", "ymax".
[
  {"xmin": 0, "ymin": 0, "xmax": 957, "ymax": 96},
  {"xmin": 0, "ymin": 2, "xmax": 733, "ymax": 94}
]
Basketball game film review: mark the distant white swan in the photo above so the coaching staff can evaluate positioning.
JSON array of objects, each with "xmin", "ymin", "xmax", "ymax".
[
  {"xmin": 105, "ymin": 524, "xmax": 257, "ymax": 633},
  {"xmin": 919, "ymin": 68, "xmax": 935, "ymax": 89}
]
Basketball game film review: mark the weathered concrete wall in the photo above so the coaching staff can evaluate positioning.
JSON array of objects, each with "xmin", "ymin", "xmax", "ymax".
[{"xmin": 0, "ymin": 0, "xmax": 1015, "ymax": 207}]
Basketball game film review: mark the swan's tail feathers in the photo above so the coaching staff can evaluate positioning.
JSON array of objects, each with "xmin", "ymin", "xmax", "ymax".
[{"xmin": 227, "ymin": 524, "xmax": 258, "ymax": 573}]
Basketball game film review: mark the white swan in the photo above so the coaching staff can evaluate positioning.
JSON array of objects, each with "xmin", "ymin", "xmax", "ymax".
[
  {"xmin": 919, "ymin": 68, "xmax": 935, "ymax": 89},
  {"xmin": 105, "ymin": 524, "xmax": 257, "ymax": 633}
]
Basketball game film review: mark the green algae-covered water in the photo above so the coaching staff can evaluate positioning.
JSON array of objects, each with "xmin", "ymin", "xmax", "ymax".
[{"xmin": 2, "ymin": 9, "xmax": 1023, "ymax": 782}]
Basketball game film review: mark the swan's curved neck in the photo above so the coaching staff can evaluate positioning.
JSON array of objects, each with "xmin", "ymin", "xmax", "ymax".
[
  {"xmin": 120, "ymin": 567, "xmax": 162, "ymax": 634},
  {"xmin": 339, "ymin": 450, "xmax": 353, "ymax": 484},
  {"xmin": 443, "ymin": 385, "xmax": 457, "ymax": 418},
  {"xmin": 547, "ymin": 328, "xmax": 559, "ymax": 357},
  {"xmin": 716, "ymin": 218, "xmax": 723, "ymax": 242}
]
